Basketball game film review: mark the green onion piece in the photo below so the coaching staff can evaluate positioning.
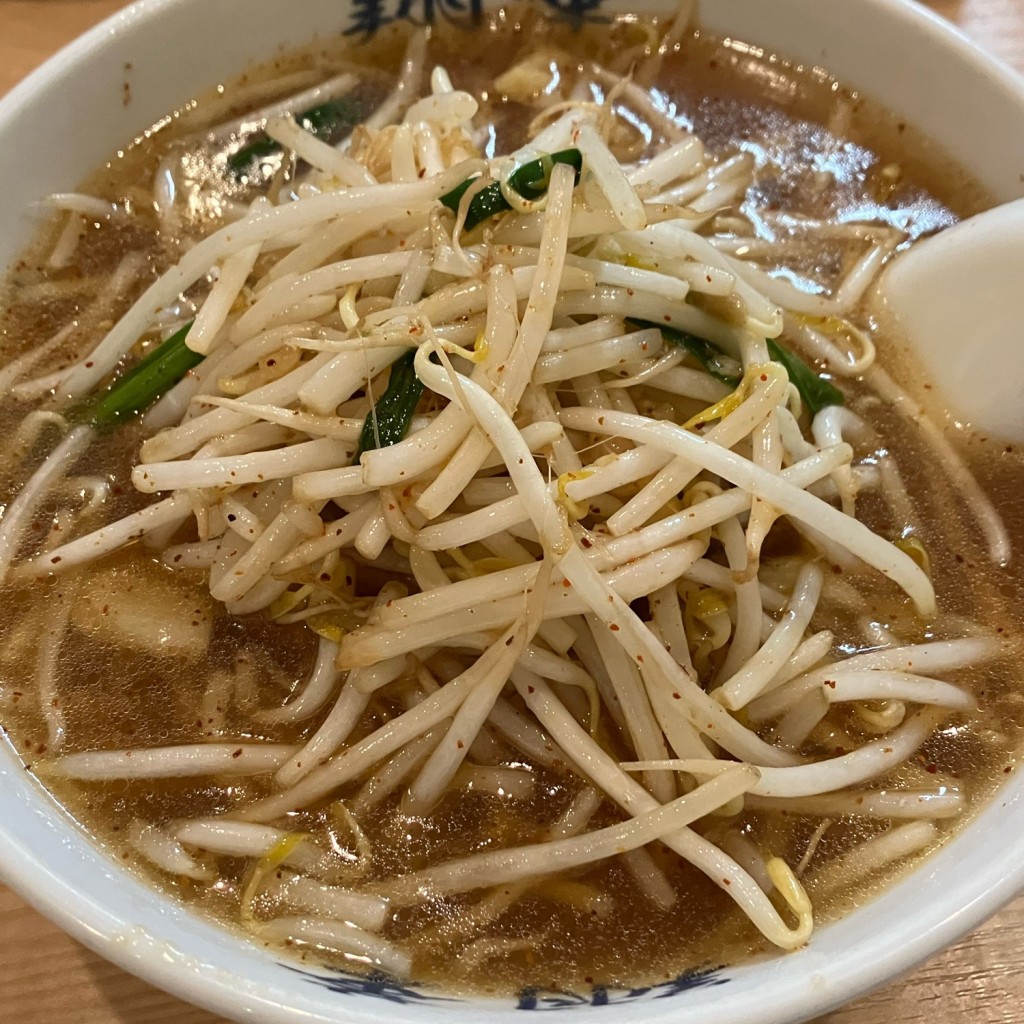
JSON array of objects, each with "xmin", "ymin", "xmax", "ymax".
[
  {"xmin": 440, "ymin": 148, "xmax": 583, "ymax": 232},
  {"xmin": 629, "ymin": 319, "xmax": 844, "ymax": 415},
  {"xmin": 296, "ymin": 100, "xmax": 358, "ymax": 139},
  {"xmin": 228, "ymin": 97, "xmax": 360, "ymax": 179},
  {"xmin": 765, "ymin": 338, "xmax": 844, "ymax": 417},
  {"xmin": 627, "ymin": 319, "xmax": 741, "ymax": 386},
  {"xmin": 228, "ymin": 137, "xmax": 280, "ymax": 175},
  {"xmin": 354, "ymin": 349, "xmax": 423, "ymax": 462},
  {"xmin": 72, "ymin": 322, "xmax": 202, "ymax": 433}
]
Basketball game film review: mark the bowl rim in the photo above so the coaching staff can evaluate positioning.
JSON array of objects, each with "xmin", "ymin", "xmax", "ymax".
[{"xmin": 1, "ymin": 1, "xmax": 1024, "ymax": 1022}]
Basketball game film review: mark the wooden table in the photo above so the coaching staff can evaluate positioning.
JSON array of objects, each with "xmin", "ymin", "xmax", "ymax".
[{"xmin": 1, "ymin": 1, "xmax": 1023, "ymax": 1022}]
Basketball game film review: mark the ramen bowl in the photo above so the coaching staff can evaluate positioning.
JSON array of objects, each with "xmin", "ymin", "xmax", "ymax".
[{"xmin": 1, "ymin": 0, "xmax": 1023, "ymax": 1022}]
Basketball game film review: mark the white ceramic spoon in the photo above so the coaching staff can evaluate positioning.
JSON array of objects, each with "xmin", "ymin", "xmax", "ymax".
[{"xmin": 879, "ymin": 197, "xmax": 1024, "ymax": 442}]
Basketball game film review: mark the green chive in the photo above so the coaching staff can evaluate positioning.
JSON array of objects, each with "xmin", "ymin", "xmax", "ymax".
[
  {"xmin": 354, "ymin": 349, "xmax": 424, "ymax": 462},
  {"xmin": 228, "ymin": 97, "xmax": 360, "ymax": 180},
  {"xmin": 440, "ymin": 148, "xmax": 583, "ymax": 231},
  {"xmin": 629, "ymin": 319, "xmax": 844, "ymax": 414},
  {"xmin": 71, "ymin": 322, "xmax": 202, "ymax": 433},
  {"xmin": 765, "ymin": 338, "xmax": 844, "ymax": 417},
  {"xmin": 627, "ymin": 319, "xmax": 741, "ymax": 386}
]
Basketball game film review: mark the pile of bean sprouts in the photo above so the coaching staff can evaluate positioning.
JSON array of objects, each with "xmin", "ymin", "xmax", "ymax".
[{"xmin": 0, "ymin": 16, "xmax": 1012, "ymax": 981}]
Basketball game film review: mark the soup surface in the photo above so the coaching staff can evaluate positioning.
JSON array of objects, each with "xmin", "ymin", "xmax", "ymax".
[{"xmin": 0, "ymin": 2, "xmax": 1022, "ymax": 998}]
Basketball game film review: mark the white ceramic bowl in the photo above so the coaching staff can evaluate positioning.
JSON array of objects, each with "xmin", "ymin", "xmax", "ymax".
[{"xmin": 1, "ymin": 1, "xmax": 1023, "ymax": 1022}]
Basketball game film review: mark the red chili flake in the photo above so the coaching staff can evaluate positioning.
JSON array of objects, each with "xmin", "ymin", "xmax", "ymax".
[{"xmin": 609, "ymin": 623, "xmax": 620, "ymax": 631}]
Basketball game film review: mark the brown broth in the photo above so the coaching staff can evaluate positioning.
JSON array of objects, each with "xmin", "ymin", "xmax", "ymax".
[{"xmin": 0, "ymin": 6, "xmax": 1023, "ymax": 998}]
